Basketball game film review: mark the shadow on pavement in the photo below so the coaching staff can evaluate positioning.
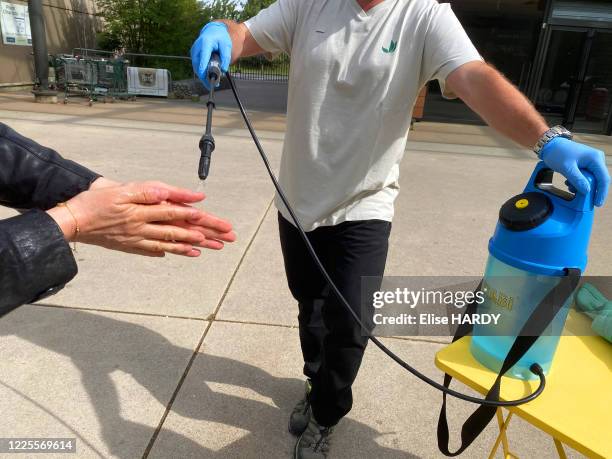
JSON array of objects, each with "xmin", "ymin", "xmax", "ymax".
[{"xmin": 2, "ymin": 307, "xmax": 416, "ymax": 458}]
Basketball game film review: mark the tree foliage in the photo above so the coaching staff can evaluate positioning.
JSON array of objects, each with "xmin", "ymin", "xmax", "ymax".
[
  {"xmin": 96, "ymin": 0, "xmax": 241, "ymax": 55},
  {"xmin": 203, "ymin": 0, "xmax": 241, "ymax": 23},
  {"xmin": 239, "ymin": 0, "xmax": 275, "ymax": 21},
  {"xmin": 95, "ymin": 0, "xmax": 277, "ymax": 78},
  {"xmin": 96, "ymin": 0, "xmax": 279, "ymax": 54}
]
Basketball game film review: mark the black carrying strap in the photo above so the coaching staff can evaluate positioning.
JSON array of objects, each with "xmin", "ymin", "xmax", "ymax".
[{"xmin": 437, "ymin": 268, "xmax": 581, "ymax": 457}]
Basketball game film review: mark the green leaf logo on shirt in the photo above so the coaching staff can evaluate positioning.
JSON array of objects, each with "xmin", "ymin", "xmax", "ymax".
[{"xmin": 382, "ymin": 40, "xmax": 397, "ymax": 54}]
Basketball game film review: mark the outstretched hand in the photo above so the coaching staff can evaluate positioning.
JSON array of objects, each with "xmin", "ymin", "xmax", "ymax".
[
  {"xmin": 171, "ymin": 209, "xmax": 236, "ymax": 251},
  {"xmin": 47, "ymin": 180, "xmax": 236, "ymax": 257}
]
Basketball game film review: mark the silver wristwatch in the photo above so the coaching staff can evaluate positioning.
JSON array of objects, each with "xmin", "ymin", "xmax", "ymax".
[{"xmin": 533, "ymin": 125, "xmax": 573, "ymax": 157}]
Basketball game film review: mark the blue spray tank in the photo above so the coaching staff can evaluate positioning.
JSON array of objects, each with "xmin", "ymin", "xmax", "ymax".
[{"xmin": 470, "ymin": 161, "xmax": 595, "ymax": 380}]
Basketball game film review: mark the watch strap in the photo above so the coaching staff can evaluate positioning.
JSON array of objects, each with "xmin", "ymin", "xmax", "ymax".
[{"xmin": 534, "ymin": 125, "xmax": 573, "ymax": 157}]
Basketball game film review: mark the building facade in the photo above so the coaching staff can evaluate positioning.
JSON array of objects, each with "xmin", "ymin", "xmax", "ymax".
[
  {"xmin": 0, "ymin": 0, "xmax": 100, "ymax": 88},
  {"xmin": 426, "ymin": 0, "xmax": 612, "ymax": 135}
]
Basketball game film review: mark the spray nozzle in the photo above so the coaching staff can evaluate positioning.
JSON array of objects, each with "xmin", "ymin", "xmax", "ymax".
[
  {"xmin": 198, "ymin": 133, "xmax": 215, "ymax": 180},
  {"xmin": 198, "ymin": 52, "xmax": 222, "ymax": 180}
]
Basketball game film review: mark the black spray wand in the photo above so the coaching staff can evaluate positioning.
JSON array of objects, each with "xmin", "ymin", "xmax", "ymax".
[{"xmin": 198, "ymin": 52, "xmax": 222, "ymax": 180}]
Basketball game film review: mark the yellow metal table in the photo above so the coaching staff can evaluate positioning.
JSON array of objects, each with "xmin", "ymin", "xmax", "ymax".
[{"xmin": 435, "ymin": 310, "xmax": 612, "ymax": 459}]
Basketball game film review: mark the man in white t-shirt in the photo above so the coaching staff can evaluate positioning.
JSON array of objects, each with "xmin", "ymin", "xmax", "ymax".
[{"xmin": 191, "ymin": 1, "xmax": 610, "ymax": 457}]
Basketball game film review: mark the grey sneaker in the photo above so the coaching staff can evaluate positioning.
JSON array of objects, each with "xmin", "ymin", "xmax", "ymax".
[
  {"xmin": 294, "ymin": 416, "xmax": 335, "ymax": 459},
  {"xmin": 289, "ymin": 379, "xmax": 312, "ymax": 436}
]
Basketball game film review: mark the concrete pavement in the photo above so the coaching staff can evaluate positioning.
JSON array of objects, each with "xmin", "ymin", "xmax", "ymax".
[{"xmin": 0, "ymin": 97, "xmax": 610, "ymax": 459}]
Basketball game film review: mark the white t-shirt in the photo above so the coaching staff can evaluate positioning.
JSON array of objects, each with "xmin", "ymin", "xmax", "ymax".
[{"xmin": 245, "ymin": 0, "xmax": 482, "ymax": 230}]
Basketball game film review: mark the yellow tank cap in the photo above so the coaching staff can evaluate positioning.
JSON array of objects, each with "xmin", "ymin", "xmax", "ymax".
[{"xmin": 515, "ymin": 198, "xmax": 529, "ymax": 209}]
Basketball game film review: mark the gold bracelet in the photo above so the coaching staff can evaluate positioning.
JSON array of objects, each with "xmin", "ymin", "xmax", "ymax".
[{"xmin": 58, "ymin": 202, "xmax": 79, "ymax": 251}]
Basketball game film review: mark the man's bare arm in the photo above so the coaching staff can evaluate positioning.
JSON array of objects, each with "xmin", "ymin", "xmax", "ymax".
[
  {"xmin": 445, "ymin": 61, "xmax": 549, "ymax": 149},
  {"xmin": 215, "ymin": 20, "xmax": 266, "ymax": 62}
]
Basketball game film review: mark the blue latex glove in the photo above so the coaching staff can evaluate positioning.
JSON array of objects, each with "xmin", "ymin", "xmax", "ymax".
[
  {"xmin": 190, "ymin": 22, "xmax": 232, "ymax": 90},
  {"xmin": 540, "ymin": 137, "xmax": 610, "ymax": 207}
]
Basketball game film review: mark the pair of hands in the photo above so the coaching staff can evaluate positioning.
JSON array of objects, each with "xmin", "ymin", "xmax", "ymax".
[{"xmin": 47, "ymin": 178, "xmax": 236, "ymax": 258}]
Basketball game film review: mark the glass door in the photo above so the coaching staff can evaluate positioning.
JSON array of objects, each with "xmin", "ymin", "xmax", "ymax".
[
  {"xmin": 535, "ymin": 26, "xmax": 612, "ymax": 134},
  {"xmin": 572, "ymin": 30, "xmax": 612, "ymax": 134},
  {"xmin": 535, "ymin": 27, "xmax": 589, "ymax": 127}
]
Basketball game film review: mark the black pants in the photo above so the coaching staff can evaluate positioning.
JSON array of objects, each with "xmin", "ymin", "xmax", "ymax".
[{"xmin": 278, "ymin": 213, "xmax": 391, "ymax": 427}]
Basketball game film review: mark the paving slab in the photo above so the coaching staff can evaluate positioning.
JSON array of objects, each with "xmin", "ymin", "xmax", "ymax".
[
  {"xmin": 0, "ymin": 109, "xmax": 286, "ymax": 143},
  {"xmin": 0, "ymin": 305, "xmax": 206, "ymax": 459},
  {"xmin": 1, "ymin": 112, "xmax": 281, "ymax": 318},
  {"xmin": 216, "ymin": 208, "xmax": 295, "ymax": 327},
  {"xmin": 148, "ymin": 321, "xmax": 580, "ymax": 458}
]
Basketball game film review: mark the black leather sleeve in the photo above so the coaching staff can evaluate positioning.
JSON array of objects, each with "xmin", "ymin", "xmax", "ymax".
[
  {"xmin": 0, "ymin": 122, "xmax": 101, "ymax": 210},
  {"xmin": 0, "ymin": 210, "xmax": 78, "ymax": 317}
]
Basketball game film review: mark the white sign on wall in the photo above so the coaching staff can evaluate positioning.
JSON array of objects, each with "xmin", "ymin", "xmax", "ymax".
[
  {"xmin": 0, "ymin": 1, "xmax": 31, "ymax": 46},
  {"xmin": 127, "ymin": 67, "xmax": 169, "ymax": 97}
]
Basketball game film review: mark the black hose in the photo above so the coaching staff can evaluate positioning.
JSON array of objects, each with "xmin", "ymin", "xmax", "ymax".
[{"xmin": 224, "ymin": 71, "xmax": 546, "ymax": 407}]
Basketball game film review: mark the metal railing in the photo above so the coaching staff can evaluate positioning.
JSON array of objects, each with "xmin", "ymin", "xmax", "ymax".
[
  {"xmin": 72, "ymin": 48, "xmax": 290, "ymax": 83},
  {"xmin": 72, "ymin": 48, "xmax": 191, "ymax": 83},
  {"xmin": 229, "ymin": 54, "xmax": 290, "ymax": 82}
]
